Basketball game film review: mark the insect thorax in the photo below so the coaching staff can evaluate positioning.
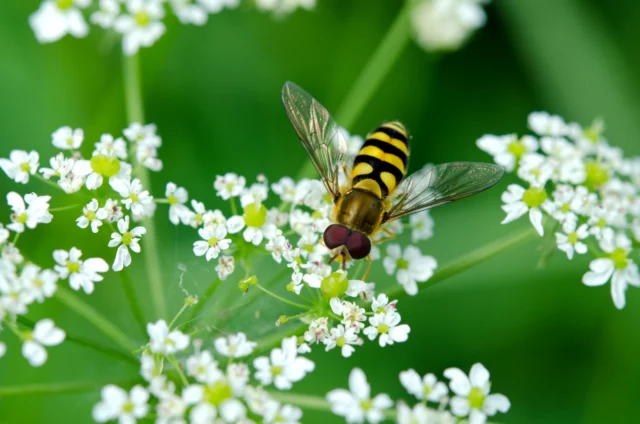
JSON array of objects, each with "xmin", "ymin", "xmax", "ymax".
[{"xmin": 334, "ymin": 189, "xmax": 384, "ymax": 236}]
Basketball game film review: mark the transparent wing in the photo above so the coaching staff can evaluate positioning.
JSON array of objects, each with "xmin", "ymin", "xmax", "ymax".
[
  {"xmin": 282, "ymin": 81, "xmax": 348, "ymax": 202},
  {"xmin": 385, "ymin": 162, "xmax": 504, "ymax": 222}
]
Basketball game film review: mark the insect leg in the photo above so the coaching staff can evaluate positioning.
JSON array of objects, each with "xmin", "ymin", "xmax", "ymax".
[
  {"xmin": 373, "ymin": 228, "xmax": 397, "ymax": 245},
  {"xmin": 361, "ymin": 255, "xmax": 373, "ymax": 281}
]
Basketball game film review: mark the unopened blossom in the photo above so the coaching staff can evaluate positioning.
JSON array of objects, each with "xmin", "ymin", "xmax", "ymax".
[
  {"xmin": 227, "ymin": 202, "xmax": 277, "ymax": 246},
  {"xmin": 29, "ymin": 0, "xmax": 90, "ymax": 44},
  {"xmin": 303, "ymin": 317, "xmax": 329, "ymax": 345},
  {"xmin": 147, "ymin": 320, "xmax": 190, "ymax": 355},
  {"xmin": 109, "ymin": 216, "xmax": 146, "ymax": 271},
  {"xmin": 383, "ymin": 245, "xmax": 437, "ymax": 296},
  {"xmin": 555, "ymin": 220, "xmax": 589, "ymax": 260},
  {"xmin": 91, "ymin": 0, "xmax": 121, "ymax": 28},
  {"xmin": 114, "ymin": 0, "xmax": 166, "ymax": 56},
  {"xmin": 7, "ymin": 192, "xmax": 52, "ymax": 233},
  {"xmin": 0, "ymin": 150, "xmax": 39, "ymax": 184},
  {"xmin": 76, "ymin": 199, "xmax": 108, "ymax": 233},
  {"xmin": 21, "ymin": 319, "xmax": 66, "ymax": 367},
  {"xmin": 214, "ymin": 333, "xmax": 257, "ymax": 358},
  {"xmin": 253, "ymin": 336, "xmax": 315, "ymax": 390},
  {"xmin": 214, "ymin": 172, "xmax": 246, "ymax": 200},
  {"xmin": 51, "ymin": 126, "xmax": 84, "ymax": 150},
  {"xmin": 215, "ymin": 255, "xmax": 235, "ymax": 280},
  {"xmin": 582, "ymin": 231, "xmax": 640, "ymax": 309},
  {"xmin": 327, "ymin": 368, "xmax": 393, "ymax": 423},
  {"xmin": 411, "ymin": 0, "xmax": 488, "ymax": 52},
  {"xmin": 93, "ymin": 385, "xmax": 150, "ymax": 423},
  {"xmin": 363, "ymin": 312, "xmax": 410, "ymax": 347},
  {"xmin": 165, "ymin": 182, "xmax": 189, "ymax": 225},
  {"xmin": 111, "ymin": 177, "xmax": 153, "ymax": 216},
  {"xmin": 501, "ymin": 184, "xmax": 552, "ymax": 236},
  {"xmin": 193, "ymin": 225, "xmax": 231, "ymax": 261},
  {"xmin": 399, "ymin": 369, "xmax": 448, "ymax": 402},
  {"xmin": 76, "ymin": 149, "xmax": 131, "ymax": 191},
  {"xmin": 54, "ymin": 248, "xmax": 109, "ymax": 294},
  {"xmin": 444, "ymin": 363, "xmax": 510, "ymax": 424}
]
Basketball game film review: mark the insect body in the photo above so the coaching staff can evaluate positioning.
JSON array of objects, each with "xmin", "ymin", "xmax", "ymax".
[{"xmin": 281, "ymin": 81, "xmax": 504, "ymax": 276}]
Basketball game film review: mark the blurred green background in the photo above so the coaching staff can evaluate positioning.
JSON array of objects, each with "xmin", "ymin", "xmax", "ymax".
[{"xmin": 1, "ymin": 1, "xmax": 640, "ymax": 423}]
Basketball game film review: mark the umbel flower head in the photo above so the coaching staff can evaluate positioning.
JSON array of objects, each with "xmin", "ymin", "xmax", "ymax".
[{"xmin": 478, "ymin": 111, "xmax": 640, "ymax": 309}]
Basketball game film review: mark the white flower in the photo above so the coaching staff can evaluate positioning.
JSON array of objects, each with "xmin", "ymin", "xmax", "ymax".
[
  {"xmin": 156, "ymin": 394, "xmax": 187, "ymax": 424},
  {"xmin": 476, "ymin": 134, "xmax": 538, "ymax": 172},
  {"xmin": 272, "ymin": 177, "xmax": 297, "ymax": 203},
  {"xmin": 19, "ymin": 264, "xmax": 58, "ymax": 303},
  {"xmin": 266, "ymin": 234, "xmax": 292, "ymax": 263},
  {"xmin": 183, "ymin": 382, "xmax": 247, "ymax": 423},
  {"xmin": 303, "ymin": 317, "xmax": 329, "ymax": 345},
  {"xmin": 214, "ymin": 332, "xmax": 257, "ymax": 358},
  {"xmin": 253, "ymin": 336, "xmax": 315, "ymax": 390},
  {"xmin": 91, "ymin": 0, "xmax": 122, "ymax": 28},
  {"xmin": 256, "ymin": 0, "xmax": 316, "ymax": 15},
  {"xmin": 29, "ymin": 0, "xmax": 90, "ymax": 44},
  {"xmin": 93, "ymin": 385, "xmax": 150, "ymax": 423},
  {"xmin": 170, "ymin": 0, "xmax": 211, "ymax": 25},
  {"xmin": 21, "ymin": 319, "xmax": 65, "ymax": 367},
  {"xmin": 409, "ymin": 210, "xmax": 434, "ymax": 242},
  {"xmin": 444, "ymin": 363, "xmax": 510, "ymax": 424},
  {"xmin": 214, "ymin": 173, "xmax": 246, "ymax": 200},
  {"xmin": 330, "ymin": 298, "xmax": 366, "ymax": 331},
  {"xmin": 395, "ymin": 402, "xmax": 438, "ymax": 424},
  {"xmin": 411, "ymin": 0, "xmax": 488, "ymax": 52},
  {"xmin": 399, "ymin": 369, "xmax": 448, "ymax": 402},
  {"xmin": 383, "ymin": 245, "xmax": 437, "ymax": 296},
  {"xmin": 227, "ymin": 203, "xmax": 278, "ymax": 246},
  {"xmin": 165, "ymin": 182, "xmax": 190, "ymax": 225},
  {"xmin": 76, "ymin": 199, "xmax": 108, "ymax": 233},
  {"xmin": 111, "ymin": 177, "xmax": 153, "ymax": 216},
  {"xmin": 240, "ymin": 181, "xmax": 269, "ymax": 208},
  {"xmin": 7, "ymin": 192, "xmax": 52, "ymax": 233},
  {"xmin": 263, "ymin": 403, "xmax": 303, "ymax": 424},
  {"xmin": 76, "ymin": 147, "xmax": 131, "ymax": 191},
  {"xmin": 122, "ymin": 123, "xmax": 163, "ymax": 171},
  {"xmin": 185, "ymin": 351, "xmax": 220, "ymax": 383},
  {"xmin": 500, "ymin": 184, "xmax": 552, "ymax": 236},
  {"xmin": 582, "ymin": 231, "xmax": 640, "ymax": 309},
  {"xmin": 193, "ymin": 225, "xmax": 231, "ymax": 261},
  {"xmin": 51, "ymin": 126, "xmax": 84, "ymax": 150},
  {"xmin": 0, "ymin": 150, "xmax": 39, "ymax": 184},
  {"xmin": 0, "ymin": 224, "xmax": 9, "ymax": 244},
  {"xmin": 216, "ymin": 255, "xmax": 235, "ymax": 280},
  {"xmin": 363, "ymin": 312, "xmax": 410, "ymax": 347},
  {"xmin": 327, "ymin": 368, "xmax": 393, "ymax": 423},
  {"xmin": 53, "ymin": 247, "xmax": 109, "ymax": 294},
  {"xmin": 371, "ymin": 294, "xmax": 397, "ymax": 315},
  {"xmin": 0, "ymin": 342, "xmax": 5, "ymax": 358},
  {"xmin": 114, "ymin": 0, "xmax": 166, "ymax": 56},
  {"xmin": 555, "ymin": 220, "xmax": 589, "ymax": 260},
  {"xmin": 528, "ymin": 111, "xmax": 570, "ymax": 137},
  {"xmin": 93, "ymin": 133, "xmax": 128, "ymax": 159},
  {"xmin": 517, "ymin": 153, "xmax": 554, "ymax": 186},
  {"xmin": 108, "ymin": 216, "xmax": 146, "ymax": 271},
  {"xmin": 147, "ymin": 320, "xmax": 190, "ymax": 355},
  {"xmin": 323, "ymin": 324, "xmax": 362, "ymax": 358}
]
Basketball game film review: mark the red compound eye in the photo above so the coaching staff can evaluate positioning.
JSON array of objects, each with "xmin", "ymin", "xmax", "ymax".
[
  {"xmin": 346, "ymin": 231, "xmax": 371, "ymax": 259},
  {"xmin": 323, "ymin": 224, "xmax": 349, "ymax": 249}
]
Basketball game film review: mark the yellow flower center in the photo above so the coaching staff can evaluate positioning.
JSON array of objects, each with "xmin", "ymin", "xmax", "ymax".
[
  {"xmin": 134, "ymin": 10, "xmax": 151, "ymax": 26},
  {"xmin": 320, "ymin": 272, "xmax": 349, "ymax": 299},
  {"xmin": 243, "ymin": 203, "xmax": 267, "ymax": 228},
  {"xmin": 86, "ymin": 210, "xmax": 96, "ymax": 221},
  {"xmin": 336, "ymin": 336, "xmax": 346, "ymax": 347},
  {"xmin": 272, "ymin": 365, "xmax": 283, "ymax": 376},
  {"xmin": 396, "ymin": 258, "xmax": 409, "ymax": 269},
  {"xmin": 610, "ymin": 247, "xmax": 628, "ymax": 270},
  {"xmin": 377, "ymin": 323, "xmax": 390, "ymax": 334},
  {"xmin": 567, "ymin": 232, "xmax": 579, "ymax": 245},
  {"xmin": 585, "ymin": 161, "xmax": 609, "ymax": 190},
  {"xmin": 360, "ymin": 399, "xmax": 373, "ymax": 411},
  {"xmin": 194, "ymin": 213, "xmax": 203, "ymax": 225},
  {"xmin": 560, "ymin": 203, "xmax": 571, "ymax": 213},
  {"xmin": 15, "ymin": 212, "xmax": 28, "ymax": 225},
  {"xmin": 522, "ymin": 187, "xmax": 547, "ymax": 208},
  {"xmin": 122, "ymin": 401, "xmax": 134, "ymax": 413},
  {"xmin": 90, "ymin": 154, "xmax": 121, "ymax": 177},
  {"xmin": 203, "ymin": 381, "xmax": 232, "ymax": 406},
  {"xmin": 208, "ymin": 237, "xmax": 219, "ymax": 247},
  {"xmin": 168, "ymin": 195, "xmax": 178, "ymax": 205},
  {"xmin": 34, "ymin": 278, "xmax": 43, "ymax": 288},
  {"xmin": 468, "ymin": 387, "xmax": 486, "ymax": 409},
  {"xmin": 129, "ymin": 193, "xmax": 139, "ymax": 203},
  {"xmin": 67, "ymin": 261, "xmax": 80, "ymax": 274},
  {"xmin": 424, "ymin": 385, "xmax": 432, "ymax": 397},
  {"xmin": 507, "ymin": 140, "xmax": 527, "ymax": 158},
  {"xmin": 56, "ymin": 0, "xmax": 74, "ymax": 10},
  {"xmin": 122, "ymin": 232, "xmax": 133, "ymax": 246},
  {"xmin": 19, "ymin": 162, "xmax": 31, "ymax": 172}
]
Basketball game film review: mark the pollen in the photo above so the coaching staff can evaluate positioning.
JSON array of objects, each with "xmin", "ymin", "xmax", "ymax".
[
  {"xmin": 56, "ymin": 0, "xmax": 73, "ymax": 10},
  {"xmin": 376, "ymin": 323, "xmax": 390, "ymax": 334},
  {"xmin": 203, "ymin": 381, "xmax": 232, "ymax": 406},
  {"xmin": 67, "ymin": 261, "xmax": 80, "ymax": 274},
  {"xmin": 19, "ymin": 162, "xmax": 31, "ymax": 172},
  {"xmin": 134, "ymin": 10, "xmax": 151, "ymax": 26},
  {"xmin": 468, "ymin": 387, "xmax": 486, "ymax": 409},
  {"xmin": 522, "ymin": 186, "xmax": 547, "ymax": 208}
]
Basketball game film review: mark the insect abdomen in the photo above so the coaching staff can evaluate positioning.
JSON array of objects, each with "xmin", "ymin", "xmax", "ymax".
[{"xmin": 351, "ymin": 121, "xmax": 409, "ymax": 199}]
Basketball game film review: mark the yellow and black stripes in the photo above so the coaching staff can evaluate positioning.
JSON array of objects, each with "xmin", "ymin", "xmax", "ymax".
[{"xmin": 351, "ymin": 121, "xmax": 409, "ymax": 199}]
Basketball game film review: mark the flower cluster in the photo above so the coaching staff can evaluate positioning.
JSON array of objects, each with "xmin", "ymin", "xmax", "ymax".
[
  {"xmin": 328, "ymin": 363, "xmax": 510, "ymax": 424},
  {"xmin": 411, "ymin": 0, "xmax": 490, "ymax": 52},
  {"xmin": 93, "ymin": 322, "xmax": 314, "ymax": 423},
  {"xmin": 29, "ymin": 0, "xmax": 317, "ymax": 55},
  {"xmin": 478, "ymin": 112, "xmax": 640, "ymax": 309}
]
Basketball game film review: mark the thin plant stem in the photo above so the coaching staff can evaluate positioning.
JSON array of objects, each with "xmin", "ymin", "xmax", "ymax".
[
  {"xmin": 49, "ymin": 204, "xmax": 82, "ymax": 212},
  {"xmin": 169, "ymin": 302, "xmax": 190, "ymax": 329},
  {"xmin": 230, "ymin": 198, "xmax": 239, "ymax": 216},
  {"xmin": 118, "ymin": 269, "xmax": 147, "ymax": 335},
  {"xmin": 252, "ymin": 226, "xmax": 538, "ymax": 355},
  {"xmin": 122, "ymin": 53, "xmax": 166, "ymax": 320},
  {"xmin": 268, "ymin": 391, "xmax": 333, "ymax": 413},
  {"xmin": 254, "ymin": 283, "xmax": 311, "ymax": 310},
  {"xmin": 55, "ymin": 287, "xmax": 138, "ymax": 352},
  {"xmin": 296, "ymin": 1, "xmax": 413, "ymax": 180},
  {"xmin": 166, "ymin": 356, "xmax": 189, "ymax": 386},
  {"xmin": 0, "ymin": 379, "xmax": 143, "ymax": 397},
  {"xmin": 33, "ymin": 173, "xmax": 66, "ymax": 191},
  {"xmin": 184, "ymin": 278, "xmax": 221, "ymax": 330}
]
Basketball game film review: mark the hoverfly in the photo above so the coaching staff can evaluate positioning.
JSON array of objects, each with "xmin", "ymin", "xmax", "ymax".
[{"xmin": 281, "ymin": 81, "xmax": 504, "ymax": 279}]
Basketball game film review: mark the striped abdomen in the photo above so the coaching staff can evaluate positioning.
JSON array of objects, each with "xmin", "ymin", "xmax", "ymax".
[{"xmin": 351, "ymin": 121, "xmax": 409, "ymax": 199}]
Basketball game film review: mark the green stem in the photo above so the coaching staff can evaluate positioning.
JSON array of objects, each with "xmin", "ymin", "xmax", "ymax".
[
  {"xmin": 169, "ymin": 302, "xmax": 190, "ymax": 329},
  {"xmin": 254, "ymin": 283, "xmax": 311, "ymax": 310},
  {"xmin": 230, "ymin": 198, "xmax": 239, "ymax": 216},
  {"xmin": 296, "ymin": 1, "xmax": 413, "ymax": 180},
  {"xmin": 49, "ymin": 204, "xmax": 82, "ymax": 212},
  {"xmin": 0, "ymin": 379, "xmax": 143, "ymax": 396},
  {"xmin": 166, "ymin": 356, "xmax": 189, "ymax": 386},
  {"xmin": 33, "ymin": 173, "xmax": 66, "ymax": 192},
  {"xmin": 268, "ymin": 391, "xmax": 333, "ymax": 413},
  {"xmin": 385, "ymin": 226, "xmax": 538, "ymax": 299},
  {"xmin": 55, "ymin": 287, "xmax": 138, "ymax": 352},
  {"xmin": 118, "ymin": 269, "xmax": 147, "ymax": 335},
  {"xmin": 123, "ymin": 53, "xmax": 166, "ymax": 321},
  {"xmin": 184, "ymin": 278, "xmax": 221, "ymax": 330}
]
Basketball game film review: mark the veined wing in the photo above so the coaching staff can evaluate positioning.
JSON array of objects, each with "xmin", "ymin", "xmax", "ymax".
[
  {"xmin": 281, "ymin": 81, "xmax": 348, "ymax": 202},
  {"xmin": 385, "ymin": 162, "xmax": 504, "ymax": 222}
]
